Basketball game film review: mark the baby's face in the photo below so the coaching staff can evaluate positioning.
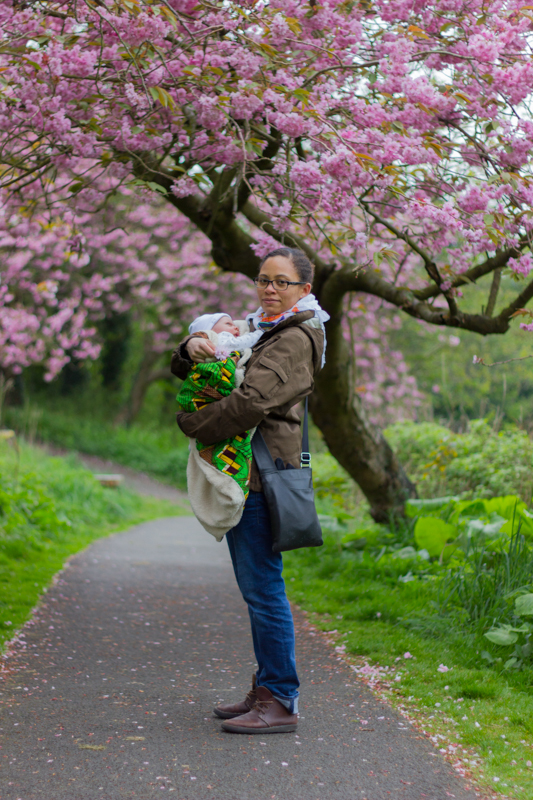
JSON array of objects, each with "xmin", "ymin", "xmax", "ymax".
[{"xmin": 212, "ymin": 316, "xmax": 240, "ymax": 336}]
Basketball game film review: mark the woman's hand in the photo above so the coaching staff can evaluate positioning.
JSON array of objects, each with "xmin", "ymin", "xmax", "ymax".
[{"xmin": 186, "ymin": 337, "xmax": 216, "ymax": 362}]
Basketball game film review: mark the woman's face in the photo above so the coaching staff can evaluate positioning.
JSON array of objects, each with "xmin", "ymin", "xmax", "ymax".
[{"xmin": 256, "ymin": 256, "xmax": 312, "ymax": 315}]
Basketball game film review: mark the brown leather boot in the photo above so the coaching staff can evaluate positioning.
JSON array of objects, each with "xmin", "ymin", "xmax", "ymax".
[
  {"xmin": 213, "ymin": 673, "xmax": 257, "ymax": 719},
  {"xmin": 220, "ymin": 686, "xmax": 298, "ymax": 734}
]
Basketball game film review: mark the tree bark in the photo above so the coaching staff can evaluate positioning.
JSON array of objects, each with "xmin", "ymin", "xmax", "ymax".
[
  {"xmin": 311, "ymin": 271, "xmax": 417, "ymax": 521},
  {"xmin": 115, "ymin": 349, "xmax": 172, "ymax": 427}
]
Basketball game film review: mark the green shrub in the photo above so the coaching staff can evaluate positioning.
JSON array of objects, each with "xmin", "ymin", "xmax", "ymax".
[{"xmin": 386, "ymin": 419, "xmax": 533, "ymax": 500}]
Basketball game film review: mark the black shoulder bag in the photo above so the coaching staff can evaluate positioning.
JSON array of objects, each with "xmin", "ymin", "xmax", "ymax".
[{"xmin": 251, "ymin": 398, "xmax": 323, "ymax": 553}]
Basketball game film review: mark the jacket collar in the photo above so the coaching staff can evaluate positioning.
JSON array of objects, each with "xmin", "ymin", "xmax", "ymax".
[
  {"xmin": 251, "ymin": 310, "xmax": 315, "ymax": 342},
  {"xmin": 250, "ymin": 310, "xmax": 324, "ymax": 374}
]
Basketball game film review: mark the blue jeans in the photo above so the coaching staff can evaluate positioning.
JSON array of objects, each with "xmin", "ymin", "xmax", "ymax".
[{"xmin": 226, "ymin": 490, "xmax": 299, "ymax": 714}]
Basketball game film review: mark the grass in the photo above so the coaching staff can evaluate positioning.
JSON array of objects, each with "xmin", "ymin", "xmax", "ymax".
[
  {"xmin": 4, "ymin": 404, "xmax": 190, "ymax": 489},
  {"xmin": 0, "ymin": 438, "xmax": 186, "ymax": 652},
  {"xmin": 284, "ymin": 520, "xmax": 533, "ymax": 798}
]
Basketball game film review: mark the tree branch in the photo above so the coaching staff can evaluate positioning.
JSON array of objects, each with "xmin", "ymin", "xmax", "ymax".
[
  {"xmin": 323, "ymin": 265, "xmax": 520, "ymax": 335},
  {"xmin": 360, "ymin": 200, "xmax": 443, "ymax": 287},
  {"xmin": 414, "ymin": 244, "xmax": 526, "ymax": 301},
  {"xmin": 236, "ymin": 125, "xmax": 282, "ymax": 211},
  {"xmin": 241, "ymin": 200, "xmax": 333, "ymax": 291},
  {"xmin": 129, "ymin": 154, "xmax": 259, "ymax": 277},
  {"xmin": 485, "ymin": 267, "xmax": 502, "ymax": 317},
  {"xmin": 497, "ymin": 276, "xmax": 533, "ymax": 324}
]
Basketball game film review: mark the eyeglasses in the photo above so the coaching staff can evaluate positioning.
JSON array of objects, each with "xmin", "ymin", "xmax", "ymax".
[{"xmin": 253, "ymin": 277, "xmax": 307, "ymax": 291}]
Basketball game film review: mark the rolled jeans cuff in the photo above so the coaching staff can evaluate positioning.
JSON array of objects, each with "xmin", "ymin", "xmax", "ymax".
[{"xmin": 273, "ymin": 692, "xmax": 299, "ymax": 715}]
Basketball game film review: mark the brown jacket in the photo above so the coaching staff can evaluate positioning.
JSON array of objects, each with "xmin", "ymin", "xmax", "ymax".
[{"xmin": 172, "ymin": 311, "xmax": 324, "ymax": 492}]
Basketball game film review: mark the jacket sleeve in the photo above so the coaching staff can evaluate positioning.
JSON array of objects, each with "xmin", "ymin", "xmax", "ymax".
[
  {"xmin": 176, "ymin": 329, "xmax": 314, "ymax": 444},
  {"xmin": 170, "ymin": 334, "xmax": 204, "ymax": 380}
]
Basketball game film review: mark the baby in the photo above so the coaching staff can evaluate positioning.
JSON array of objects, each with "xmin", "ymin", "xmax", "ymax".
[
  {"xmin": 176, "ymin": 312, "xmax": 262, "ymax": 540},
  {"xmin": 188, "ymin": 312, "xmax": 262, "ymax": 359}
]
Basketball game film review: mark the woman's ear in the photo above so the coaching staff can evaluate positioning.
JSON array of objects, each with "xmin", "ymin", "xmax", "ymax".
[{"xmin": 300, "ymin": 283, "xmax": 312, "ymax": 299}]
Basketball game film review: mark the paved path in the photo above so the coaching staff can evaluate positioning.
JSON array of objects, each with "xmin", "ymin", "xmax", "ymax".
[{"xmin": 0, "ymin": 516, "xmax": 477, "ymax": 800}]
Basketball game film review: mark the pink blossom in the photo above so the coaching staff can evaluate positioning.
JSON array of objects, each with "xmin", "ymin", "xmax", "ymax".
[
  {"xmin": 171, "ymin": 178, "xmax": 197, "ymax": 199},
  {"xmin": 509, "ymin": 254, "xmax": 533, "ymax": 278}
]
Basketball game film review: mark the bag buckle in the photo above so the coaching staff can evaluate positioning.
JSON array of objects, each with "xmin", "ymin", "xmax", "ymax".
[{"xmin": 301, "ymin": 452, "xmax": 311, "ymax": 469}]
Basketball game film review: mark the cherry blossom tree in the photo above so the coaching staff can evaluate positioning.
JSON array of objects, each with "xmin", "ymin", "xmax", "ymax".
[
  {"xmin": 0, "ymin": 188, "xmax": 256, "ymax": 417},
  {"xmin": 2, "ymin": 0, "xmax": 533, "ymax": 518},
  {"xmin": 2, "ymin": 188, "xmax": 414, "ymax": 425},
  {"xmin": 0, "ymin": 200, "xmax": 104, "ymax": 383},
  {"xmin": 92, "ymin": 197, "xmax": 258, "ymax": 423}
]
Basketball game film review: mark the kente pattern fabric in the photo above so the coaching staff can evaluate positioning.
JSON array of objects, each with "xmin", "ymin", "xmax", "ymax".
[{"xmin": 176, "ymin": 354, "xmax": 252, "ymax": 498}]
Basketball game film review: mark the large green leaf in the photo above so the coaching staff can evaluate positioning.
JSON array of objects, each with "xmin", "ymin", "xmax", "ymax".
[
  {"xmin": 484, "ymin": 628, "xmax": 518, "ymax": 646},
  {"xmin": 500, "ymin": 513, "xmax": 533, "ymax": 538},
  {"xmin": 449, "ymin": 499, "xmax": 486, "ymax": 525},
  {"xmin": 515, "ymin": 594, "xmax": 533, "ymax": 617},
  {"xmin": 414, "ymin": 516, "xmax": 457, "ymax": 557},
  {"xmin": 405, "ymin": 496, "xmax": 458, "ymax": 519},
  {"xmin": 520, "ymin": 509, "xmax": 533, "ymax": 537},
  {"xmin": 484, "ymin": 495, "xmax": 526, "ymax": 521}
]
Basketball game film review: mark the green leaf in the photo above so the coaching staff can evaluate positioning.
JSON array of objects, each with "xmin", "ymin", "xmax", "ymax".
[
  {"xmin": 520, "ymin": 509, "xmax": 533, "ymax": 537},
  {"xmin": 22, "ymin": 58, "xmax": 42, "ymax": 71},
  {"xmin": 452, "ymin": 499, "xmax": 487, "ymax": 521},
  {"xmin": 149, "ymin": 86, "xmax": 175, "ymax": 109},
  {"xmin": 484, "ymin": 628, "xmax": 518, "ymax": 646},
  {"xmin": 145, "ymin": 181, "xmax": 167, "ymax": 194},
  {"xmin": 414, "ymin": 516, "xmax": 457, "ymax": 557},
  {"xmin": 405, "ymin": 496, "xmax": 458, "ymax": 518},
  {"xmin": 486, "ymin": 226, "xmax": 502, "ymax": 244},
  {"xmin": 293, "ymin": 88, "xmax": 310, "ymax": 102},
  {"xmin": 484, "ymin": 495, "xmax": 525, "ymax": 521},
  {"xmin": 342, "ymin": 537, "xmax": 367, "ymax": 551},
  {"xmin": 515, "ymin": 594, "xmax": 533, "ymax": 616}
]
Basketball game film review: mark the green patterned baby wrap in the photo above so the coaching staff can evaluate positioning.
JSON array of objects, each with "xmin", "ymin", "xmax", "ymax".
[{"xmin": 177, "ymin": 354, "xmax": 252, "ymax": 499}]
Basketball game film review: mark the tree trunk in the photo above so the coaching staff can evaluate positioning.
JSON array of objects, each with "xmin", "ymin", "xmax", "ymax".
[
  {"xmin": 311, "ymin": 272, "xmax": 417, "ymax": 521},
  {"xmin": 115, "ymin": 349, "xmax": 171, "ymax": 427}
]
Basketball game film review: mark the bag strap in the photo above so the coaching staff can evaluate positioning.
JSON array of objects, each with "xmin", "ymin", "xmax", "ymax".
[
  {"xmin": 252, "ymin": 396, "xmax": 312, "ymax": 475},
  {"xmin": 301, "ymin": 397, "xmax": 311, "ymax": 468},
  {"xmin": 251, "ymin": 429, "xmax": 278, "ymax": 475}
]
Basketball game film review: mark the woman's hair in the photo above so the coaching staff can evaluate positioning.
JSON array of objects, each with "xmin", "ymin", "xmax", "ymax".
[{"xmin": 259, "ymin": 247, "xmax": 315, "ymax": 284}]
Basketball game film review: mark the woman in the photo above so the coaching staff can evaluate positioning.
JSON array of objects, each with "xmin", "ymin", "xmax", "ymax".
[{"xmin": 171, "ymin": 247, "xmax": 326, "ymax": 734}]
